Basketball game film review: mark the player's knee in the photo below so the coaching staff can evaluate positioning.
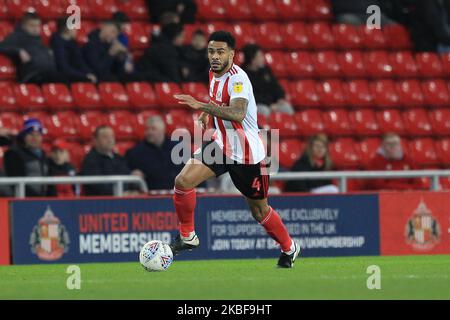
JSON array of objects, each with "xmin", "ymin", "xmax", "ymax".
[
  {"xmin": 249, "ymin": 203, "xmax": 270, "ymax": 222},
  {"xmin": 174, "ymin": 173, "xmax": 194, "ymax": 190}
]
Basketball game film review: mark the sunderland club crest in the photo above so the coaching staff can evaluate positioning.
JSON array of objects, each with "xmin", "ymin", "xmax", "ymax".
[
  {"xmin": 405, "ymin": 199, "xmax": 440, "ymax": 251},
  {"xmin": 29, "ymin": 206, "xmax": 70, "ymax": 261}
]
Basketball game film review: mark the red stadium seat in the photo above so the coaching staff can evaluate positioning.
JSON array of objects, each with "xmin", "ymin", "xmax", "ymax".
[
  {"xmin": 286, "ymin": 51, "xmax": 315, "ymax": 78},
  {"xmin": 290, "ymin": 80, "xmax": 321, "ymax": 107},
  {"xmin": 348, "ymin": 109, "xmax": 380, "ymax": 136},
  {"xmin": 390, "ymin": 51, "xmax": 418, "ymax": 78},
  {"xmin": 421, "ymin": 79, "xmax": 449, "ymax": 107},
  {"xmin": 279, "ymin": 22, "xmax": 309, "ymax": 50},
  {"xmin": 439, "ymin": 52, "xmax": 450, "ymax": 78},
  {"xmin": 332, "ymin": 24, "xmax": 362, "ymax": 50},
  {"xmin": 75, "ymin": 21, "xmax": 97, "ymax": 45},
  {"xmin": 409, "ymin": 138, "xmax": 439, "ymax": 167},
  {"xmin": 182, "ymin": 82, "xmax": 210, "ymax": 103},
  {"xmin": 402, "ymin": 108, "xmax": 433, "ymax": 136},
  {"xmin": 376, "ymin": 109, "xmax": 405, "ymax": 134},
  {"xmin": 122, "ymin": 22, "xmax": 150, "ymax": 50},
  {"xmin": 337, "ymin": 51, "xmax": 366, "ymax": 78},
  {"xmin": 269, "ymin": 112, "xmax": 298, "ymax": 137},
  {"xmin": 68, "ymin": 0, "xmax": 94, "ymax": 19},
  {"xmin": 316, "ymin": 80, "xmax": 346, "ymax": 108},
  {"xmin": 14, "ymin": 84, "xmax": 46, "ymax": 111},
  {"xmin": 98, "ymin": 82, "xmax": 130, "ymax": 109},
  {"xmin": 248, "ymin": 0, "xmax": 279, "ymax": 21},
  {"xmin": 154, "ymin": 83, "xmax": 183, "ymax": 108},
  {"xmin": 35, "ymin": 0, "xmax": 64, "ymax": 19},
  {"xmin": 115, "ymin": 141, "xmax": 135, "ymax": 156},
  {"xmin": 224, "ymin": 0, "xmax": 253, "ymax": 20},
  {"xmin": 429, "ymin": 109, "xmax": 450, "ymax": 136},
  {"xmin": 118, "ymin": 0, "xmax": 149, "ymax": 20},
  {"xmin": 311, "ymin": 51, "xmax": 340, "ymax": 78},
  {"xmin": 230, "ymin": 22, "xmax": 256, "ymax": 49},
  {"xmin": 322, "ymin": 109, "xmax": 352, "ymax": 136},
  {"xmin": 0, "ymin": 112, "xmax": 21, "ymax": 133},
  {"xmin": 415, "ymin": 52, "xmax": 445, "ymax": 78},
  {"xmin": 65, "ymin": 141, "xmax": 85, "ymax": 170},
  {"xmin": 126, "ymin": 82, "xmax": 159, "ymax": 109},
  {"xmin": 135, "ymin": 110, "xmax": 162, "ymax": 137},
  {"xmin": 329, "ymin": 138, "xmax": 360, "ymax": 169},
  {"xmin": 279, "ymin": 139, "xmax": 303, "ymax": 169},
  {"xmin": 42, "ymin": 83, "xmax": 74, "ymax": 111},
  {"xmin": 204, "ymin": 22, "xmax": 232, "ymax": 36},
  {"xmin": 265, "ymin": 51, "xmax": 288, "ymax": 78},
  {"xmin": 41, "ymin": 20, "xmax": 57, "ymax": 46},
  {"xmin": 294, "ymin": 109, "xmax": 325, "ymax": 137},
  {"xmin": 359, "ymin": 26, "xmax": 387, "ymax": 49},
  {"xmin": 46, "ymin": 111, "xmax": 80, "ymax": 139},
  {"xmin": 307, "ymin": 22, "xmax": 335, "ymax": 49},
  {"xmin": 78, "ymin": 111, "xmax": 108, "ymax": 139},
  {"xmin": 71, "ymin": 83, "xmax": 102, "ymax": 110},
  {"xmin": 355, "ymin": 138, "xmax": 381, "ymax": 169},
  {"xmin": 301, "ymin": 0, "xmax": 332, "ymax": 21},
  {"xmin": 6, "ymin": 0, "xmax": 35, "ymax": 19},
  {"xmin": 342, "ymin": 80, "xmax": 373, "ymax": 108},
  {"xmin": 275, "ymin": 0, "xmax": 305, "ymax": 20},
  {"xmin": 165, "ymin": 110, "xmax": 192, "ymax": 135},
  {"xmin": 256, "ymin": 23, "xmax": 284, "ymax": 50},
  {"xmin": 0, "ymin": 0, "xmax": 8, "ymax": 20},
  {"xmin": 395, "ymin": 80, "xmax": 424, "ymax": 108},
  {"xmin": 364, "ymin": 51, "xmax": 393, "ymax": 78},
  {"xmin": 107, "ymin": 111, "xmax": 138, "ymax": 140},
  {"xmin": 0, "ymin": 82, "xmax": 17, "ymax": 111},
  {"xmin": 196, "ymin": 0, "xmax": 227, "ymax": 21},
  {"xmin": 278, "ymin": 79, "xmax": 294, "ymax": 103},
  {"xmin": 384, "ymin": 24, "xmax": 412, "ymax": 50},
  {"xmin": 90, "ymin": 0, "xmax": 118, "ymax": 20},
  {"xmin": 0, "ymin": 22, "xmax": 14, "ymax": 42},
  {"xmin": 435, "ymin": 139, "xmax": 450, "ymax": 166},
  {"xmin": 370, "ymin": 80, "xmax": 400, "ymax": 108},
  {"xmin": 0, "ymin": 55, "xmax": 16, "ymax": 80}
]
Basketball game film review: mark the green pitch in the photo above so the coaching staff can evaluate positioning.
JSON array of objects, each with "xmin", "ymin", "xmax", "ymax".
[{"xmin": 0, "ymin": 255, "xmax": 449, "ymax": 300}]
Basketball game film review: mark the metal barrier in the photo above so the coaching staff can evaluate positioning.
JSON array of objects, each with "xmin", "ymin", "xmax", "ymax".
[
  {"xmin": 271, "ymin": 170, "xmax": 450, "ymax": 192},
  {"xmin": 0, "ymin": 176, "xmax": 148, "ymax": 198}
]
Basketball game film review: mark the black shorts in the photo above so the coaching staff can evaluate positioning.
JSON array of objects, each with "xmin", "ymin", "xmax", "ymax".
[{"xmin": 193, "ymin": 141, "xmax": 269, "ymax": 199}]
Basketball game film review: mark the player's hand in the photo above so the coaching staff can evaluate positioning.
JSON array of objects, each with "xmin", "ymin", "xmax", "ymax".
[
  {"xmin": 173, "ymin": 94, "xmax": 203, "ymax": 110},
  {"xmin": 197, "ymin": 112, "xmax": 209, "ymax": 130}
]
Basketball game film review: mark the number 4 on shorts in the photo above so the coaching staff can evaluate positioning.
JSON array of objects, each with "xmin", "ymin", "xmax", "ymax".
[{"xmin": 252, "ymin": 177, "xmax": 261, "ymax": 191}]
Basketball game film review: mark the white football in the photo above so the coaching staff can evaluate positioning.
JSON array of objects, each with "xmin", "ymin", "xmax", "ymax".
[{"xmin": 139, "ymin": 240, "xmax": 173, "ymax": 272}]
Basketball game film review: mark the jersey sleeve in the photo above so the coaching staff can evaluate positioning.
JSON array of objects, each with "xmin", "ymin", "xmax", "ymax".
[{"xmin": 228, "ymin": 74, "xmax": 251, "ymax": 101}]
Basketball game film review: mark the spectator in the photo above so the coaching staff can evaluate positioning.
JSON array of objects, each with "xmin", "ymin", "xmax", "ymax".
[
  {"xmin": 147, "ymin": 0, "xmax": 197, "ymax": 24},
  {"xmin": 242, "ymin": 44, "xmax": 294, "ymax": 116},
  {"xmin": 125, "ymin": 116, "xmax": 183, "ymax": 190},
  {"xmin": 0, "ymin": 127, "xmax": 14, "ymax": 197},
  {"xmin": 366, "ymin": 133, "xmax": 424, "ymax": 190},
  {"xmin": 181, "ymin": 29, "xmax": 209, "ymax": 82},
  {"xmin": 48, "ymin": 139, "xmax": 77, "ymax": 197},
  {"xmin": 50, "ymin": 18, "xmax": 97, "ymax": 83},
  {"xmin": 137, "ymin": 22, "xmax": 185, "ymax": 82},
  {"xmin": 0, "ymin": 12, "xmax": 67, "ymax": 83},
  {"xmin": 331, "ymin": 0, "xmax": 397, "ymax": 26},
  {"xmin": 80, "ymin": 126, "xmax": 142, "ymax": 196},
  {"xmin": 285, "ymin": 134, "xmax": 338, "ymax": 193},
  {"xmin": 112, "ymin": 11, "xmax": 131, "ymax": 48},
  {"xmin": 4, "ymin": 119, "xmax": 51, "ymax": 197},
  {"xmin": 83, "ymin": 20, "xmax": 135, "ymax": 82}
]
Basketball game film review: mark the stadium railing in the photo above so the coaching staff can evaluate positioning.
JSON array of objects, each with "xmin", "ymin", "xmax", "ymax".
[{"xmin": 0, "ymin": 175, "xmax": 148, "ymax": 198}]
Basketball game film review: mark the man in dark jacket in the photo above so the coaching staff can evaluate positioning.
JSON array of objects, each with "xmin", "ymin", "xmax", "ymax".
[
  {"xmin": 0, "ymin": 12, "xmax": 67, "ymax": 83},
  {"xmin": 81, "ymin": 126, "xmax": 142, "ymax": 196},
  {"xmin": 181, "ymin": 29, "xmax": 209, "ymax": 82},
  {"xmin": 4, "ymin": 118, "xmax": 51, "ymax": 197},
  {"xmin": 125, "ymin": 116, "xmax": 183, "ymax": 190},
  {"xmin": 50, "ymin": 18, "xmax": 97, "ymax": 83},
  {"xmin": 137, "ymin": 23, "xmax": 185, "ymax": 82}
]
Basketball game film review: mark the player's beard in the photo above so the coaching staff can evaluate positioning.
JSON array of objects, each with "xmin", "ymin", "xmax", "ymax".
[{"xmin": 211, "ymin": 59, "xmax": 229, "ymax": 73}]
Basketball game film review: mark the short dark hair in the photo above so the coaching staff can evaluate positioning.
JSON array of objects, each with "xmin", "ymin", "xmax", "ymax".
[
  {"xmin": 56, "ymin": 17, "xmax": 69, "ymax": 33},
  {"xmin": 208, "ymin": 31, "xmax": 235, "ymax": 49},
  {"xmin": 93, "ymin": 125, "xmax": 113, "ymax": 138},
  {"xmin": 242, "ymin": 44, "xmax": 261, "ymax": 67},
  {"xmin": 193, "ymin": 29, "xmax": 206, "ymax": 37},
  {"xmin": 161, "ymin": 22, "xmax": 184, "ymax": 42},
  {"xmin": 21, "ymin": 12, "xmax": 41, "ymax": 24}
]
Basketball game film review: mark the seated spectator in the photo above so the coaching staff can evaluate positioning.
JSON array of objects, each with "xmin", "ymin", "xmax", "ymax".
[
  {"xmin": 181, "ymin": 29, "xmax": 209, "ymax": 82},
  {"xmin": 50, "ymin": 18, "xmax": 97, "ymax": 83},
  {"xmin": 125, "ymin": 116, "xmax": 183, "ymax": 190},
  {"xmin": 147, "ymin": 0, "xmax": 197, "ymax": 24},
  {"xmin": 112, "ymin": 11, "xmax": 131, "ymax": 48},
  {"xmin": 83, "ymin": 20, "xmax": 135, "ymax": 82},
  {"xmin": 285, "ymin": 134, "xmax": 338, "ymax": 193},
  {"xmin": 80, "ymin": 126, "xmax": 142, "ymax": 196},
  {"xmin": 48, "ymin": 139, "xmax": 77, "ymax": 197},
  {"xmin": 332, "ymin": 0, "xmax": 397, "ymax": 26},
  {"xmin": 0, "ymin": 12, "xmax": 66, "ymax": 83},
  {"xmin": 242, "ymin": 44, "xmax": 294, "ymax": 116},
  {"xmin": 137, "ymin": 23, "xmax": 185, "ymax": 82},
  {"xmin": 0, "ymin": 127, "xmax": 13, "ymax": 197},
  {"xmin": 366, "ymin": 133, "xmax": 424, "ymax": 190},
  {"xmin": 4, "ymin": 119, "xmax": 51, "ymax": 197}
]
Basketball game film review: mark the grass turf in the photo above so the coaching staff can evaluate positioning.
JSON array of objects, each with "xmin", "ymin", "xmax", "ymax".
[{"xmin": 0, "ymin": 255, "xmax": 449, "ymax": 300}]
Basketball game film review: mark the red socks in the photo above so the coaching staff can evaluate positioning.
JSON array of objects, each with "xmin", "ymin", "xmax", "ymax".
[
  {"xmin": 173, "ymin": 187, "xmax": 197, "ymax": 237},
  {"xmin": 260, "ymin": 206, "xmax": 293, "ymax": 252}
]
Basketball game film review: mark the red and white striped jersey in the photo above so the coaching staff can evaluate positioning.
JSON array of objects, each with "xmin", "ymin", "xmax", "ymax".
[{"xmin": 208, "ymin": 64, "xmax": 266, "ymax": 164}]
